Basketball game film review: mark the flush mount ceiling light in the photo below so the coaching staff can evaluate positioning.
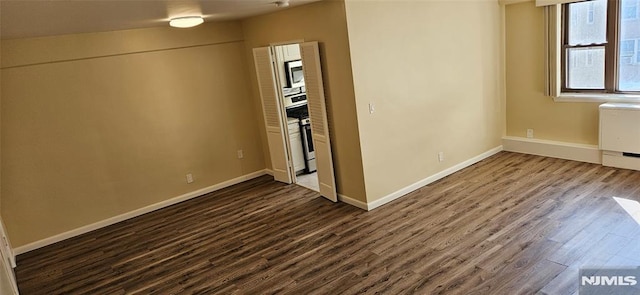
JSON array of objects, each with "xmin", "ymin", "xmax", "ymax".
[
  {"xmin": 274, "ymin": 1, "xmax": 289, "ymax": 7},
  {"xmin": 169, "ymin": 16, "xmax": 204, "ymax": 28}
]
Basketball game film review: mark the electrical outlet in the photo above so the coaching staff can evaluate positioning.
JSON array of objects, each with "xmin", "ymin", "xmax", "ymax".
[
  {"xmin": 237, "ymin": 149, "xmax": 244, "ymax": 159},
  {"xmin": 186, "ymin": 173, "xmax": 194, "ymax": 184},
  {"xmin": 526, "ymin": 129, "xmax": 534, "ymax": 138},
  {"xmin": 438, "ymin": 152, "xmax": 445, "ymax": 162}
]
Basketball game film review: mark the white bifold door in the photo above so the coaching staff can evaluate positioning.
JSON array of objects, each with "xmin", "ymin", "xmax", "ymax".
[
  {"xmin": 299, "ymin": 42, "xmax": 337, "ymax": 201},
  {"xmin": 252, "ymin": 42, "xmax": 337, "ymax": 202},
  {"xmin": 253, "ymin": 46, "xmax": 292, "ymax": 184}
]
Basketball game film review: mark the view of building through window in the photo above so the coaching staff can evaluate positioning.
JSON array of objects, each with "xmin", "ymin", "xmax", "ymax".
[
  {"xmin": 566, "ymin": 0, "xmax": 607, "ymax": 89},
  {"xmin": 565, "ymin": 0, "xmax": 640, "ymax": 92},
  {"xmin": 620, "ymin": 0, "xmax": 640, "ymax": 90}
]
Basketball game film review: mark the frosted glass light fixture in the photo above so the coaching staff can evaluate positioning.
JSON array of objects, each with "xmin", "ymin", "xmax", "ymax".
[{"xmin": 169, "ymin": 16, "xmax": 204, "ymax": 28}]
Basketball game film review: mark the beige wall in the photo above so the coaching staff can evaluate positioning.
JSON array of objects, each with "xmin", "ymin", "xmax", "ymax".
[
  {"xmin": 1, "ymin": 22, "xmax": 266, "ymax": 247},
  {"xmin": 241, "ymin": 0, "xmax": 367, "ymax": 202},
  {"xmin": 505, "ymin": 2, "xmax": 600, "ymax": 144},
  {"xmin": 0, "ymin": 21, "xmax": 16, "ymax": 294},
  {"xmin": 0, "ymin": 23, "xmax": 14, "ymax": 295},
  {"xmin": 345, "ymin": 0, "xmax": 505, "ymax": 202}
]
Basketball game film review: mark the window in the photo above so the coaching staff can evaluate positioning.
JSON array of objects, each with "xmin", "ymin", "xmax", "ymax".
[
  {"xmin": 587, "ymin": 2, "xmax": 595, "ymax": 23},
  {"xmin": 586, "ymin": 50, "xmax": 595, "ymax": 66},
  {"xmin": 563, "ymin": 0, "xmax": 607, "ymax": 90},
  {"xmin": 622, "ymin": 0, "xmax": 639, "ymax": 20},
  {"xmin": 611, "ymin": 38, "xmax": 640, "ymax": 63},
  {"xmin": 620, "ymin": 39, "xmax": 636, "ymax": 64},
  {"xmin": 562, "ymin": 0, "xmax": 640, "ymax": 93}
]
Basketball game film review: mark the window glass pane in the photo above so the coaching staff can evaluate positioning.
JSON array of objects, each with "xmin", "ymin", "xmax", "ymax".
[
  {"xmin": 567, "ymin": 47, "xmax": 605, "ymax": 89},
  {"xmin": 567, "ymin": 0, "xmax": 608, "ymax": 45},
  {"xmin": 619, "ymin": 1, "xmax": 640, "ymax": 91},
  {"xmin": 622, "ymin": 0, "xmax": 639, "ymax": 20}
]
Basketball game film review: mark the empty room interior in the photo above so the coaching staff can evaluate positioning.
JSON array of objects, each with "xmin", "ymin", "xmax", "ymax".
[{"xmin": 1, "ymin": 0, "xmax": 640, "ymax": 294}]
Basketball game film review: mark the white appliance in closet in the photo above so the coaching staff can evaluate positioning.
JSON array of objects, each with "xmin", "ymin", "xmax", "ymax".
[{"xmin": 287, "ymin": 117, "xmax": 306, "ymax": 174}]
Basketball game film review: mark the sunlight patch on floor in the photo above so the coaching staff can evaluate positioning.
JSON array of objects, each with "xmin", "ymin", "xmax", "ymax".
[{"xmin": 613, "ymin": 197, "xmax": 640, "ymax": 225}]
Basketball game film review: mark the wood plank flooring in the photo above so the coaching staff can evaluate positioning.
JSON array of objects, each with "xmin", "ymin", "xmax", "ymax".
[{"xmin": 14, "ymin": 152, "xmax": 640, "ymax": 294}]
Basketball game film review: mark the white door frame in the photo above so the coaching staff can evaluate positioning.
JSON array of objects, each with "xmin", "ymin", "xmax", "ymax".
[{"xmin": 0, "ymin": 218, "xmax": 19, "ymax": 294}]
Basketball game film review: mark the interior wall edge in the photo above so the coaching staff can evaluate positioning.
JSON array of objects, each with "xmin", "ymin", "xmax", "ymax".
[
  {"xmin": 367, "ymin": 146, "xmax": 505, "ymax": 211},
  {"xmin": 240, "ymin": 0, "xmax": 368, "ymax": 203},
  {"xmin": 1, "ymin": 40, "xmax": 244, "ymax": 70},
  {"xmin": 500, "ymin": 4, "xmax": 508, "ymax": 138},
  {"xmin": 505, "ymin": 2, "xmax": 600, "ymax": 146},
  {"xmin": 499, "ymin": 0, "xmax": 532, "ymax": 5},
  {"xmin": 502, "ymin": 136, "xmax": 601, "ymax": 164},
  {"xmin": 13, "ymin": 169, "xmax": 269, "ymax": 256},
  {"xmin": 1, "ymin": 21, "xmax": 244, "ymax": 68},
  {"xmin": 337, "ymin": 194, "xmax": 368, "ymax": 211}
]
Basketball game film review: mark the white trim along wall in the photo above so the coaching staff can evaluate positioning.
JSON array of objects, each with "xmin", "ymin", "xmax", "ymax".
[
  {"xmin": 335, "ymin": 146, "xmax": 507, "ymax": 211},
  {"xmin": 14, "ymin": 139, "xmax": 603, "ymax": 255},
  {"xmin": 503, "ymin": 136, "xmax": 601, "ymax": 164},
  {"xmin": 14, "ymin": 170, "xmax": 270, "ymax": 255},
  {"xmin": 12, "ymin": 146, "xmax": 508, "ymax": 254}
]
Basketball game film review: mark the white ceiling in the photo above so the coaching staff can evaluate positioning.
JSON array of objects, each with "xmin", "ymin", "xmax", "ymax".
[{"xmin": 0, "ymin": 0, "xmax": 319, "ymax": 40}]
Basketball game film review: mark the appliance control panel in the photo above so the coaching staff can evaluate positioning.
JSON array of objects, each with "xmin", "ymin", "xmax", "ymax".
[{"xmin": 285, "ymin": 93, "xmax": 307, "ymax": 109}]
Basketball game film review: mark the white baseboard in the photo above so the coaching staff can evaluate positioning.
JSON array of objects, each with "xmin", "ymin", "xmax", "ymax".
[
  {"xmin": 366, "ymin": 146, "xmax": 504, "ymax": 211},
  {"xmin": 337, "ymin": 194, "xmax": 368, "ymax": 210},
  {"xmin": 14, "ymin": 169, "xmax": 269, "ymax": 256},
  {"xmin": 502, "ymin": 136, "xmax": 601, "ymax": 164}
]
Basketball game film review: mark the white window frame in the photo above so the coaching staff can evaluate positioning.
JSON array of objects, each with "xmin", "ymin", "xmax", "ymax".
[{"xmin": 546, "ymin": 4, "xmax": 640, "ymax": 103}]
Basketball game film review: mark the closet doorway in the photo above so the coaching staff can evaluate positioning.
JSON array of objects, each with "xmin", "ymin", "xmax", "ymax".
[{"xmin": 253, "ymin": 42, "xmax": 337, "ymax": 201}]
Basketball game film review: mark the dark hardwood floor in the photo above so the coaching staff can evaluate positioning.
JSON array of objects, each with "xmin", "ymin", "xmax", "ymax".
[{"xmin": 14, "ymin": 152, "xmax": 640, "ymax": 294}]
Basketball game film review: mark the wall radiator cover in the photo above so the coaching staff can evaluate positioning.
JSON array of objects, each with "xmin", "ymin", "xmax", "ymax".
[{"xmin": 599, "ymin": 103, "xmax": 640, "ymax": 171}]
